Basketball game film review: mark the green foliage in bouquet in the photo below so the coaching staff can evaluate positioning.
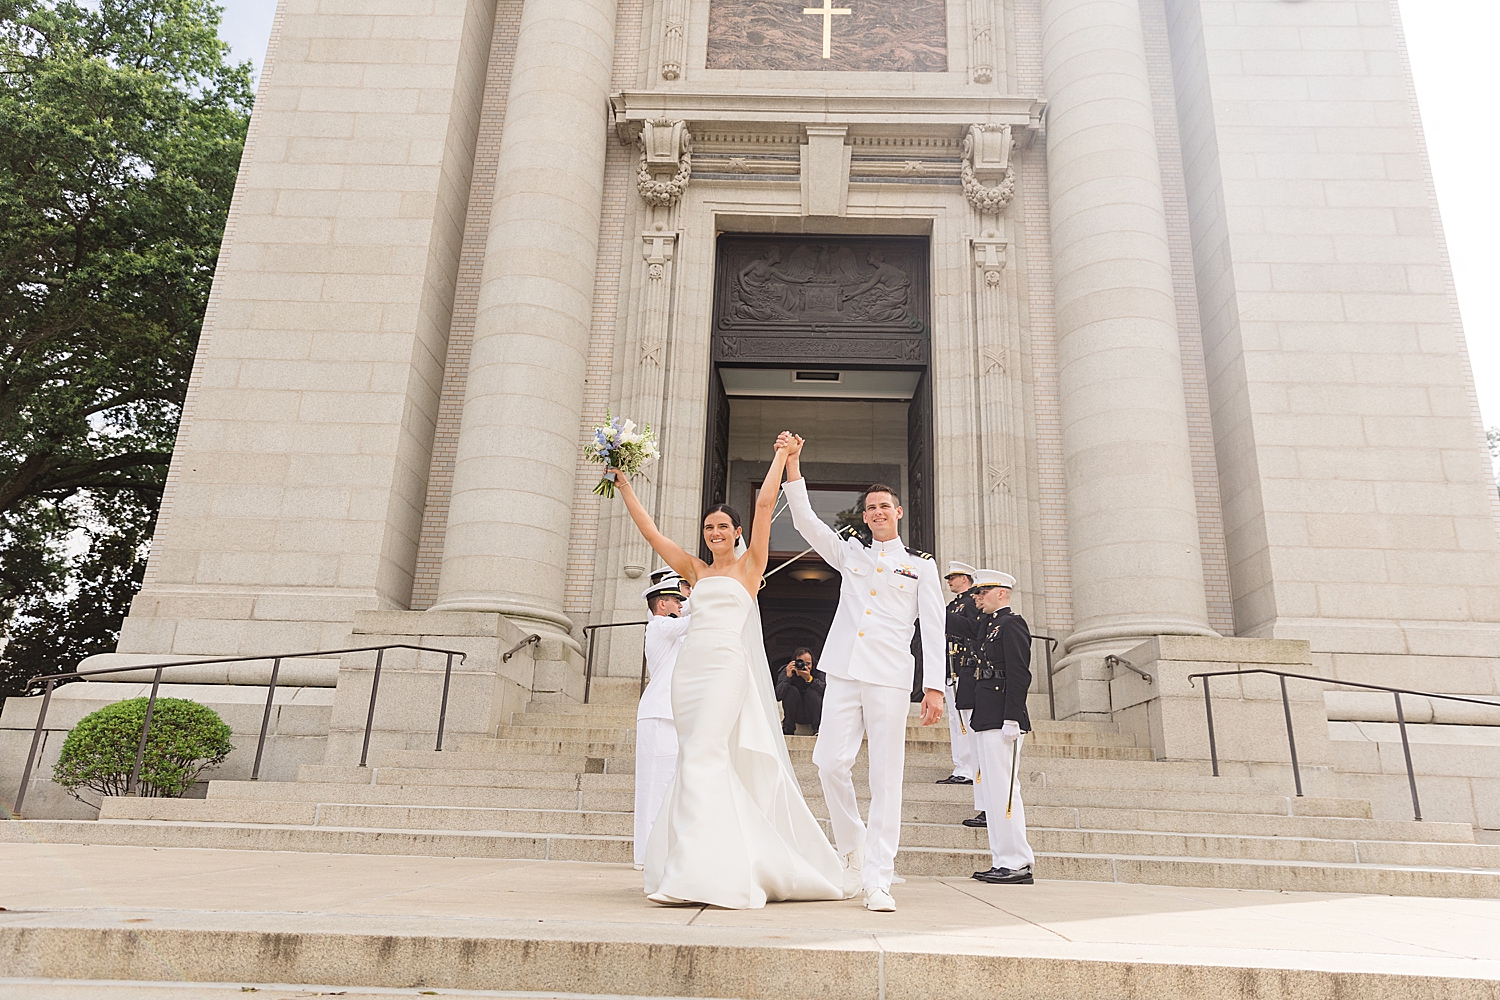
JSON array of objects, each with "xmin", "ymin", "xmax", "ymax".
[
  {"xmin": 584, "ymin": 412, "xmax": 660, "ymax": 498},
  {"xmin": 52, "ymin": 696, "xmax": 233, "ymax": 800}
]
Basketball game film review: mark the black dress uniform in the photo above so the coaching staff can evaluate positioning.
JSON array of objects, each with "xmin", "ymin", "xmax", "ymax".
[
  {"xmin": 938, "ymin": 588, "xmax": 982, "ymax": 787},
  {"xmin": 947, "ymin": 605, "xmax": 1036, "ymax": 882}
]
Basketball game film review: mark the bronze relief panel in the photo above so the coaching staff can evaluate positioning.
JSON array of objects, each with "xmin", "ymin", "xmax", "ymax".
[
  {"xmin": 705, "ymin": 0, "xmax": 948, "ymax": 73},
  {"xmin": 712, "ymin": 235, "xmax": 930, "ymax": 367}
]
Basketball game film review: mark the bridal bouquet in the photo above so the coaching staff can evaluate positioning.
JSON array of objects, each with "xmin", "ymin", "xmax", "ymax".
[{"xmin": 585, "ymin": 413, "xmax": 659, "ymax": 498}]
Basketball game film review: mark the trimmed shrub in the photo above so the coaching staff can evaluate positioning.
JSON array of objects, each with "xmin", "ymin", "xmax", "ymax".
[{"xmin": 53, "ymin": 697, "xmax": 234, "ymax": 800}]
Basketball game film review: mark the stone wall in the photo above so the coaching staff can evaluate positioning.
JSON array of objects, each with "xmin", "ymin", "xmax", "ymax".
[{"xmin": 1164, "ymin": 0, "xmax": 1500, "ymax": 694}]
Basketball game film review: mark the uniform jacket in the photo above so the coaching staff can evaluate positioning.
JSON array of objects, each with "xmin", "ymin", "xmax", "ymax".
[
  {"xmin": 945, "ymin": 606, "xmax": 1032, "ymax": 732},
  {"xmin": 784, "ymin": 478, "xmax": 946, "ymax": 692},
  {"xmin": 945, "ymin": 589, "xmax": 982, "ymax": 711},
  {"xmin": 637, "ymin": 610, "xmax": 691, "ymax": 721}
]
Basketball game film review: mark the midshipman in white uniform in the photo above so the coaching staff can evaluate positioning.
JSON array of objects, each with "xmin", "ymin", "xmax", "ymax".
[
  {"xmin": 779, "ymin": 434, "xmax": 946, "ymax": 913},
  {"xmin": 634, "ymin": 573, "xmax": 690, "ymax": 870}
]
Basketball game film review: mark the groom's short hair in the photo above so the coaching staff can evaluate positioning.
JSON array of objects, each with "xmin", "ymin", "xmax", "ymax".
[{"xmin": 861, "ymin": 483, "xmax": 901, "ymax": 509}]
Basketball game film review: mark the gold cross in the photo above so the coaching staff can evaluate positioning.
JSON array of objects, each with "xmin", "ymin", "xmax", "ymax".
[{"xmin": 803, "ymin": 0, "xmax": 851, "ymax": 58}]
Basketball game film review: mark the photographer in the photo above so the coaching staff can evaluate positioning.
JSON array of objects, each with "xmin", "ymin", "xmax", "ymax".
[{"xmin": 775, "ymin": 647, "xmax": 826, "ymax": 736}]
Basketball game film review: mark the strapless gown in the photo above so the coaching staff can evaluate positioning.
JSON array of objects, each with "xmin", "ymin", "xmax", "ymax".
[{"xmin": 642, "ymin": 576, "xmax": 845, "ymax": 908}]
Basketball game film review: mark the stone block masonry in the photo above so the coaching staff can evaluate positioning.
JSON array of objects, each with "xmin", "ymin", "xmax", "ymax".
[{"xmin": 122, "ymin": 0, "xmax": 500, "ymax": 655}]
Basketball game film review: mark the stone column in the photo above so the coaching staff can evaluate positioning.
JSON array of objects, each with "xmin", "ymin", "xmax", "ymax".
[
  {"xmin": 431, "ymin": 0, "xmax": 618, "ymax": 636},
  {"xmin": 1040, "ymin": 0, "xmax": 1214, "ymax": 704}
]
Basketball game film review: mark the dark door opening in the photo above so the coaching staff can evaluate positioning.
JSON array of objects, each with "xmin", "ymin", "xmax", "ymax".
[{"xmin": 704, "ymin": 232, "xmax": 933, "ymax": 678}]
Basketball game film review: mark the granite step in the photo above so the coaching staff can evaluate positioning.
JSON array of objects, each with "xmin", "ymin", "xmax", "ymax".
[
  {"xmin": 97, "ymin": 797, "xmax": 1471, "ymax": 859},
  {"xmin": 193, "ymin": 779, "xmax": 1374, "ymax": 827},
  {"xmin": 501, "ymin": 722, "xmax": 1134, "ymax": 746},
  {"xmin": 3, "ymin": 819, "xmax": 1497, "ymax": 898},
  {"xmin": 444, "ymin": 735, "xmax": 1153, "ymax": 761}
]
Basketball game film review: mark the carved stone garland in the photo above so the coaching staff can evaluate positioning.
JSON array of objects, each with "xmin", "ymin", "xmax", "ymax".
[
  {"xmin": 637, "ymin": 118, "xmax": 693, "ymax": 208},
  {"xmin": 962, "ymin": 124, "xmax": 1015, "ymax": 214}
]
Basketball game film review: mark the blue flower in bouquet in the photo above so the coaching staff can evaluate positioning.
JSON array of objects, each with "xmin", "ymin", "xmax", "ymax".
[{"xmin": 584, "ymin": 412, "xmax": 659, "ymax": 498}]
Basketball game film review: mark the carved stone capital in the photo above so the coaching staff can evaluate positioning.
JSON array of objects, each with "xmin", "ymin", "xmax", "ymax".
[
  {"xmin": 642, "ymin": 230, "xmax": 677, "ymax": 269},
  {"xmin": 962, "ymin": 124, "xmax": 1015, "ymax": 214},
  {"xmin": 637, "ymin": 119, "xmax": 692, "ymax": 207},
  {"xmin": 973, "ymin": 237, "xmax": 1008, "ymax": 285}
]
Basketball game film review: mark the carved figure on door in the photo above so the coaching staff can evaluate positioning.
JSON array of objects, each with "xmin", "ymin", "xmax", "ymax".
[
  {"xmin": 839, "ymin": 251, "xmax": 911, "ymax": 323},
  {"xmin": 735, "ymin": 247, "xmax": 809, "ymax": 320}
]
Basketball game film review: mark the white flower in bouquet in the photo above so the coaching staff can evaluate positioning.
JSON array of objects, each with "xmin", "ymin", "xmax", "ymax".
[{"xmin": 584, "ymin": 412, "xmax": 660, "ymax": 498}]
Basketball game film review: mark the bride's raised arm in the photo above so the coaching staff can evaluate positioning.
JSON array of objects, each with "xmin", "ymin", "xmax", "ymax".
[
  {"xmin": 612, "ymin": 469, "xmax": 704, "ymax": 582},
  {"xmin": 742, "ymin": 440, "xmax": 790, "ymax": 579}
]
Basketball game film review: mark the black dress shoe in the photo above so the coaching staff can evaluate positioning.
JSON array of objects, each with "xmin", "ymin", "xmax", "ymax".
[
  {"xmin": 974, "ymin": 866, "xmax": 1034, "ymax": 885},
  {"xmin": 936, "ymin": 774, "xmax": 974, "ymax": 785},
  {"xmin": 961, "ymin": 811, "xmax": 987, "ymax": 828}
]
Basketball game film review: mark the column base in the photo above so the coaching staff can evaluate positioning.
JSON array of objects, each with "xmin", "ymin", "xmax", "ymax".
[
  {"xmin": 321, "ymin": 610, "xmax": 586, "ymax": 765},
  {"xmin": 424, "ymin": 597, "xmax": 580, "ymax": 652},
  {"xmin": 1052, "ymin": 621, "xmax": 1220, "ymax": 720}
]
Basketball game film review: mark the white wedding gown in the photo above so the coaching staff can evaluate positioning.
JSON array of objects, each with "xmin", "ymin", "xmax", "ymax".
[{"xmin": 642, "ymin": 575, "xmax": 846, "ymax": 908}]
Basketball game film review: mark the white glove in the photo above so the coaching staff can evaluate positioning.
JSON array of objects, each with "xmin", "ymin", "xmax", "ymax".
[{"xmin": 1000, "ymin": 720, "xmax": 1021, "ymax": 742}]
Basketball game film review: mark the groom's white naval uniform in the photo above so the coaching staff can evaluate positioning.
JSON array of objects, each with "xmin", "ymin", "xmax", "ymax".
[{"xmin": 783, "ymin": 478, "xmax": 946, "ymax": 904}]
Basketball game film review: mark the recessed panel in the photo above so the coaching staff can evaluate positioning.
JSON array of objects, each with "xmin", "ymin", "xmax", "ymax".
[
  {"xmin": 705, "ymin": 0, "xmax": 948, "ymax": 73},
  {"xmin": 713, "ymin": 235, "xmax": 931, "ymax": 367}
]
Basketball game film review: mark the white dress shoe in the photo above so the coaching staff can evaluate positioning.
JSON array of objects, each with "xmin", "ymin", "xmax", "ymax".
[
  {"xmin": 863, "ymin": 887, "xmax": 897, "ymax": 912},
  {"xmin": 841, "ymin": 842, "xmax": 865, "ymax": 899}
]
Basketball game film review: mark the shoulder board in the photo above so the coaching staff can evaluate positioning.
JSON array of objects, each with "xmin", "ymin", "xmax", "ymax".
[{"xmin": 910, "ymin": 549, "xmax": 933, "ymax": 561}]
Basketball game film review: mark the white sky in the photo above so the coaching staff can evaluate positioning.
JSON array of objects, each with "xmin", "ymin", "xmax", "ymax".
[{"xmin": 214, "ymin": 0, "xmax": 1499, "ymax": 435}]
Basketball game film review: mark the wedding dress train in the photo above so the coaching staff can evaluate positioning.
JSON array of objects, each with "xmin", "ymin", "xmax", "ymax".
[{"xmin": 642, "ymin": 576, "xmax": 846, "ymax": 908}]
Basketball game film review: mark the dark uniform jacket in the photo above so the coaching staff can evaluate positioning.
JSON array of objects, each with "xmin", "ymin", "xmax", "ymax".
[
  {"xmin": 945, "ymin": 590, "xmax": 982, "ymax": 711},
  {"xmin": 945, "ymin": 606, "xmax": 1032, "ymax": 732},
  {"xmin": 774, "ymin": 664, "xmax": 827, "ymax": 701}
]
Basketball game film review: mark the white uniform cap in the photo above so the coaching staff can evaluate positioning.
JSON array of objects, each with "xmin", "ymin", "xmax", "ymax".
[
  {"xmin": 945, "ymin": 560, "xmax": 978, "ymax": 579},
  {"xmin": 972, "ymin": 569, "xmax": 1017, "ymax": 589},
  {"xmin": 648, "ymin": 566, "xmax": 676, "ymax": 585},
  {"xmin": 643, "ymin": 574, "xmax": 685, "ymax": 601}
]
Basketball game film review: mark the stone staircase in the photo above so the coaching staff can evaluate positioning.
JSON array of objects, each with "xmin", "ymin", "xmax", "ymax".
[{"xmin": 5, "ymin": 688, "xmax": 1500, "ymax": 898}]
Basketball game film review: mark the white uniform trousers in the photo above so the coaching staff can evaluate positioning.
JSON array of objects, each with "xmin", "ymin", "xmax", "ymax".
[
  {"xmin": 973, "ymin": 730, "xmax": 1034, "ymax": 871},
  {"xmin": 812, "ymin": 675, "xmax": 910, "ymax": 893},
  {"xmin": 942, "ymin": 684, "xmax": 977, "ymax": 781},
  {"xmin": 633, "ymin": 716, "xmax": 678, "ymax": 867},
  {"xmin": 963, "ymin": 712, "xmax": 985, "ymax": 811}
]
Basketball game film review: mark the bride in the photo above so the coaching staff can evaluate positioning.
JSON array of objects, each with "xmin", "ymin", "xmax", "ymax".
[{"xmin": 611, "ymin": 436, "xmax": 847, "ymax": 908}]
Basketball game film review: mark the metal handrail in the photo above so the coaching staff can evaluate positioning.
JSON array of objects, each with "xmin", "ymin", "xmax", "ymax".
[
  {"xmin": 12, "ymin": 643, "xmax": 467, "ymax": 816},
  {"xmin": 1187, "ymin": 667, "xmax": 1500, "ymax": 822},
  {"xmin": 581, "ymin": 620, "xmax": 649, "ymax": 703},
  {"xmin": 1105, "ymin": 653, "xmax": 1154, "ymax": 685},
  {"xmin": 1034, "ymin": 634, "xmax": 1059, "ymax": 720},
  {"xmin": 502, "ymin": 634, "xmax": 541, "ymax": 662}
]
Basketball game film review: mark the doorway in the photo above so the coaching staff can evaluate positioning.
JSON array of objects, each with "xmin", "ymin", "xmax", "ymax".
[
  {"xmin": 702, "ymin": 368, "xmax": 934, "ymax": 671},
  {"xmin": 701, "ymin": 232, "xmax": 934, "ymax": 674}
]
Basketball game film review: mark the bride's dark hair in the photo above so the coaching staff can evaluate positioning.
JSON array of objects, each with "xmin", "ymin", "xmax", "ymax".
[{"xmin": 702, "ymin": 503, "xmax": 742, "ymax": 531}]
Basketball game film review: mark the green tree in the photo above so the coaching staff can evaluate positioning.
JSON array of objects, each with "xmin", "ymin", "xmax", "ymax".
[{"xmin": 0, "ymin": 0, "xmax": 251, "ymax": 706}]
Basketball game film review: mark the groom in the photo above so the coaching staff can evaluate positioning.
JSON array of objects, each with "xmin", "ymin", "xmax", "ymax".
[{"xmin": 778, "ymin": 433, "xmax": 946, "ymax": 912}]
